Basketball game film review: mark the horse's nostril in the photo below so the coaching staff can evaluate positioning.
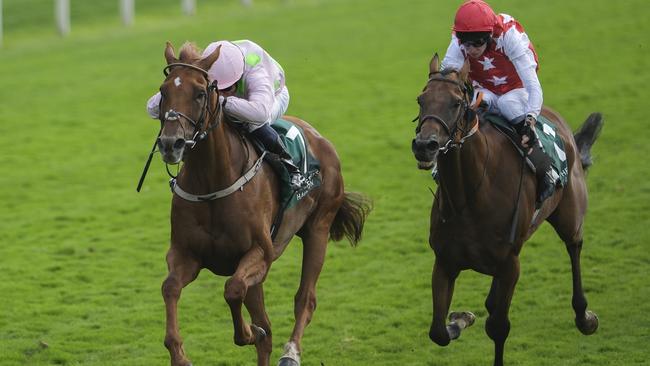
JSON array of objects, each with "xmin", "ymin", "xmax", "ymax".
[
  {"xmin": 427, "ymin": 140, "xmax": 439, "ymax": 149},
  {"xmin": 157, "ymin": 136, "xmax": 184, "ymax": 153},
  {"xmin": 173, "ymin": 138, "xmax": 185, "ymax": 150}
]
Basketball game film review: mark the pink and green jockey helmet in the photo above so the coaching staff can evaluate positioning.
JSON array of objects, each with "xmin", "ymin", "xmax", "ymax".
[{"xmin": 202, "ymin": 41, "xmax": 245, "ymax": 90}]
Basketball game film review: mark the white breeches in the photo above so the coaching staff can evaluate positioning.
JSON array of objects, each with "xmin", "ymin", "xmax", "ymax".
[{"xmin": 479, "ymin": 87, "xmax": 528, "ymax": 123}]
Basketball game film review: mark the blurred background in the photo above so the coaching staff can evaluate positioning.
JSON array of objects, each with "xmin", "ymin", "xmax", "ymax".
[{"xmin": 0, "ymin": 1, "xmax": 648, "ymax": 365}]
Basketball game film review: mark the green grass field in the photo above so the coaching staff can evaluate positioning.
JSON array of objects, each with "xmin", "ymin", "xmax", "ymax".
[{"xmin": 1, "ymin": 0, "xmax": 648, "ymax": 365}]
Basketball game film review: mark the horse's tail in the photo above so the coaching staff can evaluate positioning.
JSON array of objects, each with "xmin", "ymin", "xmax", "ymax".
[
  {"xmin": 329, "ymin": 192, "xmax": 372, "ymax": 246},
  {"xmin": 573, "ymin": 112, "xmax": 604, "ymax": 172}
]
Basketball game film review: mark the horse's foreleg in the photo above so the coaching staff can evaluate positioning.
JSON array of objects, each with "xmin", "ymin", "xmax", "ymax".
[
  {"xmin": 485, "ymin": 256, "xmax": 520, "ymax": 366},
  {"xmin": 224, "ymin": 245, "xmax": 270, "ymax": 348},
  {"xmin": 243, "ymin": 283, "xmax": 272, "ymax": 366},
  {"xmin": 279, "ymin": 230, "xmax": 329, "ymax": 366},
  {"xmin": 565, "ymin": 239, "xmax": 599, "ymax": 335},
  {"xmin": 162, "ymin": 250, "xmax": 201, "ymax": 366},
  {"xmin": 429, "ymin": 258, "xmax": 460, "ymax": 346},
  {"xmin": 485, "ymin": 278, "xmax": 498, "ymax": 315}
]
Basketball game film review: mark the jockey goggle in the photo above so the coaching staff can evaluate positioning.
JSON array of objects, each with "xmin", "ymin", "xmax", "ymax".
[{"xmin": 461, "ymin": 37, "xmax": 489, "ymax": 48}]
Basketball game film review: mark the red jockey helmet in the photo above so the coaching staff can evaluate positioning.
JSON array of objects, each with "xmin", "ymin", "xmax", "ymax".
[{"xmin": 453, "ymin": 0, "xmax": 498, "ymax": 33}]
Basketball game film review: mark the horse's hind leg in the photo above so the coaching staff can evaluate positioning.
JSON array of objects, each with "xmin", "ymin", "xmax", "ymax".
[
  {"xmin": 484, "ymin": 255, "xmax": 520, "ymax": 366},
  {"xmin": 429, "ymin": 258, "xmax": 462, "ymax": 346},
  {"xmin": 564, "ymin": 238, "xmax": 599, "ymax": 334},
  {"xmin": 162, "ymin": 249, "xmax": 201, "ymax": 366},
  {"xmin": 224, "ymin": 245, "xmax": 271, "ymax": 351},
  {"xmin": 548, "ymin": 192, "xmax": 599, "ymax": 335},
  {"xmin": 243, "ymin": 283, "xmax": 273, "ymax": 366},
  {"xmin": 278, "ymin": 229, "xmax": 329, "ymax": 366}
]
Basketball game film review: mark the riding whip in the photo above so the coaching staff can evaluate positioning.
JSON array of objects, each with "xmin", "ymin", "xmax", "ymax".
[{"xmin": 136, "ymin": 131, "xmax": 160, "ymax": 192}]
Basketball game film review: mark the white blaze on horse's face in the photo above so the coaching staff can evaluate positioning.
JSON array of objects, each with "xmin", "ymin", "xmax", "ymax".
[{"xmin": 174, "ymin": 77, "xmax": 182, "ymax": 87}]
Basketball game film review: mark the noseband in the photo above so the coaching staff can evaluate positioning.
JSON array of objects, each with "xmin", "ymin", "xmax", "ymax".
[
  {"xmin": 161, "ymin": 63, "xmax": 223, "ymax": 149},
  {"xmin": 414, "ymin": 71, "xmax": 478, "ymax": 152}
]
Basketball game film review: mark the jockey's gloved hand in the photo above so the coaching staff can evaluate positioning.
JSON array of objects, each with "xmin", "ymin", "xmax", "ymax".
[
  {"xmin": 218, "ymin": 95, "xmax": 227, "ymax": 108},
  {"xmin": 525, "ymin": 114, "xmax": 537, "ymax": 128},
  {"xmin": 521, "ymin": 114, "xmax": 538, "ymax": 151}
]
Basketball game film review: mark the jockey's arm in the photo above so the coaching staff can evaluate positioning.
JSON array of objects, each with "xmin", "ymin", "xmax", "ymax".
[
  {"xmin": 441, "ymin": 35, "xmax": 465, "ymax": 72},
  {"xmin": 503, "ymin": 29, "xmax": 543, "ymax": 118},
  {"xmin": 512, "ymin": 52, "xmax": 543, "ymax": 119},
  {"xmin": 222, "ymin": 67, "xmax": 274, "ymax": 126},
  {"xmin": 146, "ymin": 92, "xmax": 162, "ymax": 119}
]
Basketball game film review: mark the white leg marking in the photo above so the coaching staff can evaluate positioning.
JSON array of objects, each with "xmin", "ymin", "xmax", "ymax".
[{"xmin": 279, "ymin": 341, "xmax": 300, "ymax": 364}]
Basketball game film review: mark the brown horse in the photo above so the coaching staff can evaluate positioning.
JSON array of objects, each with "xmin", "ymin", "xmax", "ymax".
[
  {"xmin": 154, "ymin": 42, "xmax": 371, "ymax": 366},
  {"xmin": 411, "ymin": 54, "xmax": 601, "ymax": 366}
]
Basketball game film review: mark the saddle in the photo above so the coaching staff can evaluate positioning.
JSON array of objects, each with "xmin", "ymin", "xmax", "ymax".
[
  {"xmin": 250, "ymin": 118, "xmax": 322, "ymax": 209},
  {"xmin": 482, "ymin": 113, "xmax": 568, "ymax": 188}
]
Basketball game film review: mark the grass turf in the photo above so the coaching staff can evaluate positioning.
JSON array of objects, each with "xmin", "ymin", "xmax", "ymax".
[{"xmin": 0, "ymin": 0, "xmax": 648, "ymax": 365}]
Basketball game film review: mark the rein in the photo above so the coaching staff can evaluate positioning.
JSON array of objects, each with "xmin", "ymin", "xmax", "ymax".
[{"xmin": 436, "ymin": 131, "xmax": 490, "ymax": 223}]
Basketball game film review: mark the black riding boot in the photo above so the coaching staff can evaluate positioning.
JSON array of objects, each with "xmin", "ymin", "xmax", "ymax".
[
  {"xmin": 528, "ymin": 145, "xmax": 557, "ymax": 208},
  {"xmin": 514, "ymin": 119, "xmax": 557, "ymax": 208},
  {"xmin": 250, "ymin": 124, "xmax": 304, "ymax": 189}
]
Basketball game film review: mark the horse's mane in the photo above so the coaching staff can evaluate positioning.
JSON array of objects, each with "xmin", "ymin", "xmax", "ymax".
[
  {"xmin": 428, "ymin": 68, "xmax": 467, "ymax": 84},
  {"xmin": 178, "ymin": 42, "xmax": 202, "ymax": 63},
  {"xmin": 439, "ymin": 69, "xmax": 458, "ymax": 77}
]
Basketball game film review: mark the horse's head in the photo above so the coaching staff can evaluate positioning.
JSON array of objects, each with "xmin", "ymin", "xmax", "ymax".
[
  {"xmin": 156, "ymin": 42, "xmax": 222, "ymax": 164},
  {"xmin": 411, "ymin": 53, "xmax": 475, "ymax": 169}
]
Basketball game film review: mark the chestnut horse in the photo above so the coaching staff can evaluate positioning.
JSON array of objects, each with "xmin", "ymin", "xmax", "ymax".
[
  {"xmin": 154, "ymin": 42, "xmax": 371, "ymax": 366},
  {"xmin": 411, "ymin": 55, "xmax": 601, "ymax": 366}
]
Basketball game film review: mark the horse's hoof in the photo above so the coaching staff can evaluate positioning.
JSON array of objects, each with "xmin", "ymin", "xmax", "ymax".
[
  {"xmin": 429, "ymin": 325, "xmax": 452, "ymax": 346},
  {"xmin": 278, "ymin": 357, "xmax": 300, "ymax": 366},
  {"xmin": 576, "ymin": 310, "xmax": 599, "ymax": 335},
  {"xmin": 250, "ymin": 324, "xmax": 267, "ymax": 342},
  {"xmin": 448, "ymin": 311, "xmax": 476, "ymax": 329},
  {"xmin": 278, "ymin": 341, "xmax": 300, "ymax": 366}
]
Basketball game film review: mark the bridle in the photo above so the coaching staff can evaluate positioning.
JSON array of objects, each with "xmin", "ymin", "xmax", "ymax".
[
  {"xmin": 160, "ymin": 62, "xmax": 224, "ymax": 149},
  {"xmin": 413, "ymin": 70, "xmax": 488, "ymax": 222},
  {"xmin": 413, "ymin": 71, "xmax": 479, "ymax": 153},
  {"xmin": 136, "ymin": 62, "xmax": 224, "ymax": 192}
]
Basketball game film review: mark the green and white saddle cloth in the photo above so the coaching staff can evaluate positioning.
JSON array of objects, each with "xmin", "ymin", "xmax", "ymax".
[
  {"xmin": 484, "ymin": 114, "xmax": 569, "ymax": 187},
  {"xmin": 271, "ymin": 118, "xmax": 321, "ymax": 208}
]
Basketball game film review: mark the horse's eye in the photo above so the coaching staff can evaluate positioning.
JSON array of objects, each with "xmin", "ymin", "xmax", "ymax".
[{"xmin": 196, "ymin": 91, "xmax": 206, "ymax": 100}]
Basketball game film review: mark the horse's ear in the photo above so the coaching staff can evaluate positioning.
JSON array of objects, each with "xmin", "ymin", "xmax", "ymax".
[
  {"xmin": 198, "ymin": 45, "xmax": 221, "ymax": 72},
  {"xmin": 429, "ymin": 53, "xmax": 440, "ymax": 75},
  {"xmin": 459, "ymin": 59, "xmax": 470, "ymax": 82},
  {"xmin": 164, "ymin": 42, "xmax": 178, "ymax": 65}
]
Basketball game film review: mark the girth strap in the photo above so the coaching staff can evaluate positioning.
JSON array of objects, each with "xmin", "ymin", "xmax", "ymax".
[{"xmin": 171, "ymin": 151, "xmax": 267, "ymax": 202}]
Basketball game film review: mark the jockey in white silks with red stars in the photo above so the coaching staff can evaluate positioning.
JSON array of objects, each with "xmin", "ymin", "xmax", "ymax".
[
  {"xmin": 440, "ymin": 0, "xmax": 555, "ymax": 207},
  {"xmin": 147, "ymin": 40, "xmax": 304, "ymax": 189}
]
